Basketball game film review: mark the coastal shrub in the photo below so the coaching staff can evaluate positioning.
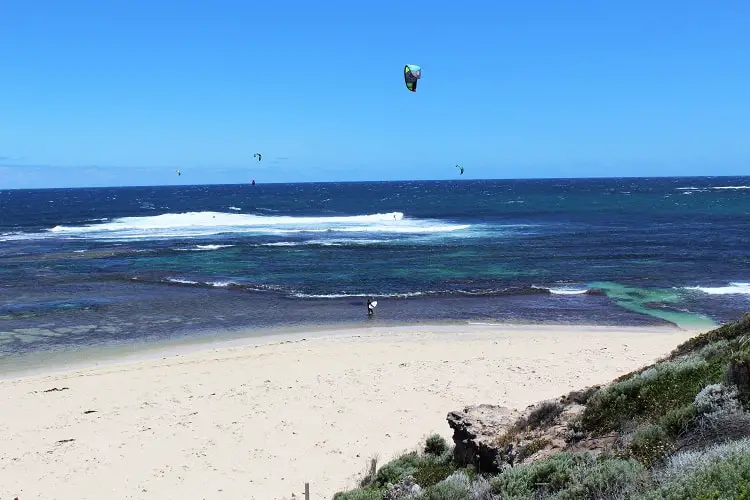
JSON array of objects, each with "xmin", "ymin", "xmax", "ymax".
[
  {"xmin": 384, "ymin": 475, "xmax": 422, "ymax": 500},
  {"xmin": 564, "ymin": 414, "xmax": 586, "ymax": 444},
  {"xmin": 658, "ymin": 405, "xmax": 697, "ymax": 439},
  {"xmin": 375, "ymin": 453, "xmax": 422, "ymax": 486},
  {"xmin": 333, "ymin": 486, "xmax": 384, "ymax": 500},
  {"xmin": 669, "ymin": 313, "xmax": 750, "ymax": 359},
  {"xmin": 677, "ymin": 408, "xmax": 750, "ymax": 452},
  {"xmin": 581, "ymin": 354, "xmax": 723, "ymax": 434},
  {"xmin": 423, "ymin": 471, "xmax": 470, "ymax": 500},
  {"xmin": 551, "ymin": 456, "xmax": 650, "ymax": 500},
  {"xmin": 564, "ymin": 385, "xmax": 600, "ymax": 405},
  {"xmin": 742, "ymin": 331, "xmax": 750, "ymax": 350},
  {"xmin": 490, "ymin": 452, "xmax": 591, "ymax": 497},
  {"xmin": 373, "ymin": 448, "xmax": 456, "ymax": 490},
  {"xmin": 412, "ymin": 462, "xmax": 454, "ymax": 489},
  {"xmin": 525, "ymin": 400, "xmax": 564, "ymax": 430},
  {"xmin": 515, "ymin": 438, "xmax": 551, "ymax": 463},
  {"xmin": 466, "ymin": 475, "xmax": 494, "ymax": 500},
  {"xmin": 726, "ymin": 354, "xmax": 750, "ymax": 407},
  {"xmin": 672, "ymin": 382, "xmax": 750, "ymax": 450},
  {"xmin": 694, "ymin": 383, "xmax": 743, "ymax": 416},
  {"xmin": 424, "ymin": 435, "xmax": 448, "ymax": 457},
  {"xmin": 640, "ymin": 441, "xmax": 750, "ymax": 500},
  {"xmin": 655, "ymin": 437, "xmax": 750, "ymax": 486},
  {"xmin": 490, "ymin": 452, "xmax": 649, "ymax": 499},
  {"xmin": 626, "ymin": 424, "xmax": 673, "ymax": 467}
]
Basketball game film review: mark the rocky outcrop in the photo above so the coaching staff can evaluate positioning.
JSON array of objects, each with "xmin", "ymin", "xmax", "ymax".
[
  {"xmin": 447, "ymin": 404, "xmax": 520, "ymax": 473},
  {"xmin": 447, "ymin": 387, "xmax": 613, "ymax": 473}
]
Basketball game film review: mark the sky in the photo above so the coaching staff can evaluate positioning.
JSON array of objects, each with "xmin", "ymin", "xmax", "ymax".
[{"xmin": 1, "ymin": 0, "xmax": 749, "ymax": 188}]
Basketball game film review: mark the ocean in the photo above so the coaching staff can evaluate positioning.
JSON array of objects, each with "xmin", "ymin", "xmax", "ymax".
[{"xmin": 1, "ymin": 177, "xmax": 749, "ymax": 367}]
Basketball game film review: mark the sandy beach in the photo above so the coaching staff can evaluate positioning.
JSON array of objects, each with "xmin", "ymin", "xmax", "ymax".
[{"xmin": 0, "ymin": 323, "xmax": 700, "ymax": 500}]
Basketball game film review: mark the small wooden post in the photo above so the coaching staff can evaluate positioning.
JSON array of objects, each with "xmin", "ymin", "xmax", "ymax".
[{"xmin": 304, "ymin": 482, "xmax": 310, "ymax": 500}]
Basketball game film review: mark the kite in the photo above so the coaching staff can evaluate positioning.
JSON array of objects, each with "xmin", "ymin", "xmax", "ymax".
[
  {"xmin": 456, "ymin": 165, "xmax": 464, "ymax": 175},
  {"xmin": 404, "ymin": 64, "xmax": 421, "ymax": 92},
  {"xmin": 253, "ymin": 153, "xmax": 262, "ymax": 161},
  {"xmin": 176, "ymin": 170, "xmax": 181, "ymax": 176}
]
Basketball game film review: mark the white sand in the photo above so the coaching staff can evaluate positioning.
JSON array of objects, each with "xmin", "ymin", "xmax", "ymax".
[{"xmin": 0, "ymin": 323, "xmax": 699, "ymax": 500}]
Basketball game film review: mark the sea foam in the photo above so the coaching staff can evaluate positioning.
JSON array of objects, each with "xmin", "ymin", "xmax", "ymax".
[
  {"xmin": 46, "ymin": 211, "xmax": 470, "ymax": 241},
  {"xmin": 685, "ymin": 283, "xmax": 750, "ymax": 296}
]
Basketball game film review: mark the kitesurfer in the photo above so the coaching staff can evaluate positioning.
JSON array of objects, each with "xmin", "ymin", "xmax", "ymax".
[{"xmin": 252, "ymin": 179, "xmax": 256, "ymax": 186}]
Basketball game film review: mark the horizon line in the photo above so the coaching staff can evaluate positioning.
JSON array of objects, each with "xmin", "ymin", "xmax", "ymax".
[{"xmin": 2, "ymin": 174, "xmax": 749, "ymax": 191}]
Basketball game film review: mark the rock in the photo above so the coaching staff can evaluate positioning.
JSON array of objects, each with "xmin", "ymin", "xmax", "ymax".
[
  {"xmin": 448, "ymin": 400, "xmax": 621, "ymax": 471},
  {"xmin": 384, "ymin": 475, "xmax": 422, "ymax": 500},
  {"xmin": 447, "ymin": 404, "xmax": 520, "ymax": 473}
]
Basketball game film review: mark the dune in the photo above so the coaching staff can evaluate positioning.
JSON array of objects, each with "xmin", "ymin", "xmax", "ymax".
[{"xmin": 0, "ymin": 323, "xmax": 698, "ymax": 500}]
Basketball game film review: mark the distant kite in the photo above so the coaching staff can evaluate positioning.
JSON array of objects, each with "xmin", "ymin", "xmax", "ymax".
[
  {"xmin": 176, "ymin": 169, "xmax": 182, "ymax": 176},
  {"xmin": 404, "ymin": 64, "xmax": 421, "ymax": 92},
  {"xmin": 253, "ymin": 153, "xmax": 262, "ymax": 161},
  {"xmin": 456, "ymin": 164, "xmax": 464, "ymax": 175}
]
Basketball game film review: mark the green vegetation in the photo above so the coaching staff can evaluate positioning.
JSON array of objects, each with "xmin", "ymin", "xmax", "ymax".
[
  {"xmin": 424, "ymin": 434, "xmax": 449, "ymax": 457},
  {"xmin": 490, "ymin": 452, "xmax": 650, "ymax": 500},
  {"xmin": 333, "ymin": 314, "xmax": 750, "ymax": 499},
  {"xmin": 524, "ymin": 401, "xmax": 564, "ymax": 431},
  {"xmin": 580, "ymin": 351, "xmax": 725, "ymax": 434},
  {"xmin": 641, "ymin": 439, "xmax": 750, "ymax": 499},
  {"xmin": 626, "ymin": 424, "xmax": 673, "ymax": 467},
  {"xmin": 515, "ymin": 438, "xmax": 551, "ymax": 463}
]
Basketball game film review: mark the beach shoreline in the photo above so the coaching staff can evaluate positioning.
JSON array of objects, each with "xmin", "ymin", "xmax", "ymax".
[
  {"xmin": 0, "ymin": 322, "xmax": 703, "ymax": 499},
  {"xmin": 0, "ymin": 320, "xmax": 702, "ymax": 380}
]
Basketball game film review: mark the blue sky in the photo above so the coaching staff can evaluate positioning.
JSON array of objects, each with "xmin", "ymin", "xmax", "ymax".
[{"xmin": 1, "ymin": 0, "xmax": 749, "ymax": 188}]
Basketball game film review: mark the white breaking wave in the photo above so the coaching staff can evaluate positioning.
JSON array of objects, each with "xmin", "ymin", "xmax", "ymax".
[
  {"xmin": 261, "ymin": 238, "xmax": 390, "ymax": 247},
  {"xmin": 165, "ymin": 277, "xmax": 236, "ymax": 288},
  {"xmin": 262, "ymin": 242, "xmax": 299, "ymax": 247},
  {"xmin": 206, "ymin": 280, "xmax": 234, "ymax": 288},
  {"xmin": 42, "ymin": 211, "xmax": 471, "ymax": 241},
  {"xmin": 549, "ymin": 287, "xmax": 589, "ymax": 295},
  {"xmin": 292, "ymin": 291, "xmax": 429, "ymax": 299},
  {"xmin": 165, "ymin": 277, "xmax": 199, "ymax": 285},
  {"xmin": 677, "ymin": 185, "xmax": 750, "ymax": 191},
  {"xmin": 175, "ymin": 244, "xmax": 236, "ymax": 251},
  {"xmin": 684, "ymin": 282, "xmax": 750, "ymax": 296},
  {"xmin": 195, "ymin": 244, "xmax": 235, "ymax": 250},
  {"xmin": 0, "ymin": 232, "xmax": 49, "ymax": 242}
]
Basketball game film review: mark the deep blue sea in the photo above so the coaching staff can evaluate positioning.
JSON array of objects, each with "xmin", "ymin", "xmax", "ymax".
[{"xmin": 1, "ymin": 177, "xmax": 750, "ymax": 365}]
